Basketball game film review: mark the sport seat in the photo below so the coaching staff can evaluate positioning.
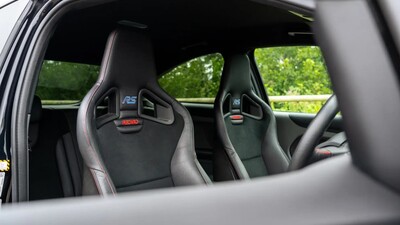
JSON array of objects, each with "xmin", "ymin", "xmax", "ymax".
[
  {"xmin": 214, "ymin": 54, "xmax": 289, "ymax": 181},
  {"xmin": 76, "ymin": 28, "xmax": 211, "ymax": 196}
]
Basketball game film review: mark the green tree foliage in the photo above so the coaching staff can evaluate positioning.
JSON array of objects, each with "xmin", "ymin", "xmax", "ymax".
[
  {"xmin": 36, "ymin": 61, "xmax": 99, "ymax": 102},
  {"xmin": 254, "ymin": 46, "xmax": 332, "ymax": 113},
  {"xmin": 158, "ymin": 53, "xmax": 224, "ymax": 98},
  {"xmin": 36, "ymin": 47, "xmax": 331, "ymax": 113}
]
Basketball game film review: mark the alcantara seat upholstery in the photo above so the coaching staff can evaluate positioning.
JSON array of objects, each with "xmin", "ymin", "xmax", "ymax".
[
  {"xmin": 214, "ymin": 54, "xmax": 289, "ymax": 181},
  {"xmin": 76, "ymin": 28, "xmax": 211, "ymax": 196}
]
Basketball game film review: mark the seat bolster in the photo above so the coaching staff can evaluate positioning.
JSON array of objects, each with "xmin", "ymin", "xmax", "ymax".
[
  {"xmin": 170, "ymin": 100, "xmax": 212, "ymax": 186},
  {"xmin": 255, "ymin": 94, "xmax": 289, "ymax": 174},
  {"xmin": 214, "ymin": 91, "xmax": 250, "ymax": 180},
  {"xmin": 56, "ymin": 132, "xmax": 84, "ymax": 197},
  {"xmin": 81, "ymin": 166, "xmax": 100, "ymax": 196},
  {"xmin": 56, "ymin": 137, "xmax": 74, "ymax": 197},
  {"xmin": 213, "ymin": 143, "xmax": 239, "ymax": 181},
  {"xmin": 75, "ymin": 32, "xmax": 122, "ymax": 196},
  {"xmin": 76, "ymin": 84, "xmax": 117, "ymax": 196}
]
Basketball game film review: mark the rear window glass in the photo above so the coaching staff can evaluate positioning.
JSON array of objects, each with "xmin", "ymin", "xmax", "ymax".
[
  {"xmin": 158, "ymin": 53, "xmax": 224, "ymax": 103},
  {"xmin": 37, "ymin": 55, "xmax": 223, "ymax": 105},
  {"xmin": 36, "ymin": 60, "xmax": 99, "ymax": 104}
]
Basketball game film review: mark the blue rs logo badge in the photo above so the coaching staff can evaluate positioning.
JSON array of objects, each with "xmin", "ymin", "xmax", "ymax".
[
  {"xmin": 122, "ymin": 96, "xmax": 137, "ymax": 105},
  {"xmin": 233, "ymin": 98, "xmax": 241, "ymax": 106}
]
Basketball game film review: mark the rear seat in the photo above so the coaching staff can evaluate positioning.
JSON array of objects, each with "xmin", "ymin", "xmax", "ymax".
[
  {"xmin": 55, "ymin": 110, "xmax": 83, "ymax": 197},
  {"xmin": 29, "ymin": 96, "xmax": 82, "ymax": 200}
]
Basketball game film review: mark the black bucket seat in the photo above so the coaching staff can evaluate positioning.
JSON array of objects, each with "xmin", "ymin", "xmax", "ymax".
[
  {"xmin": 76, "ymin": 28, "xmax": 211, "ymax": 196},
  {"xmin": 214, "ymin": 54, "xmax": 289, "ymax": 181}
]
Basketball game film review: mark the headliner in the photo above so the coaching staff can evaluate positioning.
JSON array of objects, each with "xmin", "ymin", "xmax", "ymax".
[{"xmin": 45, "ymin": 0, "xmax": 312, "ymax": 73}]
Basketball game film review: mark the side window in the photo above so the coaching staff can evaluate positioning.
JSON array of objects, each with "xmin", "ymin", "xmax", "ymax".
[
  {"xmin": 36, "ymin": 60, "xmax": 99, "ymax": 104},
  {"xmin": 254, "ymin": 46, "xmax": 332, "ymax": 113},
  {"xmin": 158, "ymin": 53, "xmax": 224, "ymax": 103}
]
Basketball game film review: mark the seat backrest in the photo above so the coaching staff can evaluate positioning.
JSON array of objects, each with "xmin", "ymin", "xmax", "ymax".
[
  {"xmin": 29, "ymin": 96, "xmax": 72, "ymax": 200},
  {"xmin": 76, "ymin": 28, "xmax": 210, "ymax": 196},
  {"xmin": 55, "ymin": 108, "xmax": 83, "ymax": 197},
  {"xmin": 29, "ymin": 96, "xmax": 84, "ymax": 198},
  {"xmin": 214, "ymin": 54, "xmax": 289, "ymax": 181},
  {"xmin": 56, "ymin": 130, "xmax": 83, "ymax": 197}
]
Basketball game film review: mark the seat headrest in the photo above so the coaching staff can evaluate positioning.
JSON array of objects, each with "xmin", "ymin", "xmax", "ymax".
[
  {"xmin": 30, "ymin": 95, "xmax": 42, "ymax": 123},
  {"xmin": 97, "ymin": 28, "xmax": 158, "ymax": 112},
  {"xmin": 220, "ymin": 54, "xmax": 252, "ymax": 94},
  {"xmin": 217, "ymin": 54, "xmax": 264, "ymax": 122}
]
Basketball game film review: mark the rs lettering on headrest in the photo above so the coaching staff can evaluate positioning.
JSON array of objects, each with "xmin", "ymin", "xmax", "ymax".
[
  {"xmin": 233, "ymin": 98, "xmax": 241, "ymax": 106},
  {"xmin": 122, "ymin": 96, "xmax": 137, "ymax": 105}
]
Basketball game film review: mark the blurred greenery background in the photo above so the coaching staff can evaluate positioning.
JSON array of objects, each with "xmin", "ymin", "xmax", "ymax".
[
  {"xmin": 36, "ymin": 61, "xmax": 99, "ymax": 102},
  {"xmin": 36, "ymin": 46, "xmax": 332, "ymax": 113},
  {"xmin": 255, "ymin": 46, "xmax": 332, "ymax": 113}
]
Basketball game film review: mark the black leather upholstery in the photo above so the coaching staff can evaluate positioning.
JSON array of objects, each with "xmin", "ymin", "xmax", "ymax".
[
  {"xmin": 76, "ymin": 28, "xmax": 211, "ymax": 196},
  {"xmin": 29, "ymin": 96, "xmax": 71, "ymax": 200},
  {"xmin": 56, "ymin": 132, "xmax": 83, "ymax": 197},
  {"xmin": 30, "ymin": 97, "xmax": 83, "ymax": 199},
  {"xmin": 214, "ymin": 54, "xmax": 289, "ymax": 181}
]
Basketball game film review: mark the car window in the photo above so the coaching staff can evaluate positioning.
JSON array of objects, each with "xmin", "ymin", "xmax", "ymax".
[
  {"xmin": 158, "ymin": 53, "xmax": 224, "ymax": 103},
  {"xmin": 254, "ymin": 46, "xmax": 332, "ymax": 113},
  {"xmin": 35, "ymin": 60, "xmax": 99, "ymax": 104}
]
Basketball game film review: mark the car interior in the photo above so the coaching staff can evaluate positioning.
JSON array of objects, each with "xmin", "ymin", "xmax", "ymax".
[
  {"xmin": 20, "ymin": 0, "xmax": 348, "ymax": 202},
  {"xmin": 22, "ymin": 0, "xmax": 348, "ymax": 201},
  {"xmin": 76, "ymin": 28, "xmax": 211, "ymax": 195},
  {"xmin": 2, "ymin": 0, "xmax": 400, "ymax": 224},
  {"xmin": 214, "ymin": 53, "xmax": 289, "ymax": 181}
]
